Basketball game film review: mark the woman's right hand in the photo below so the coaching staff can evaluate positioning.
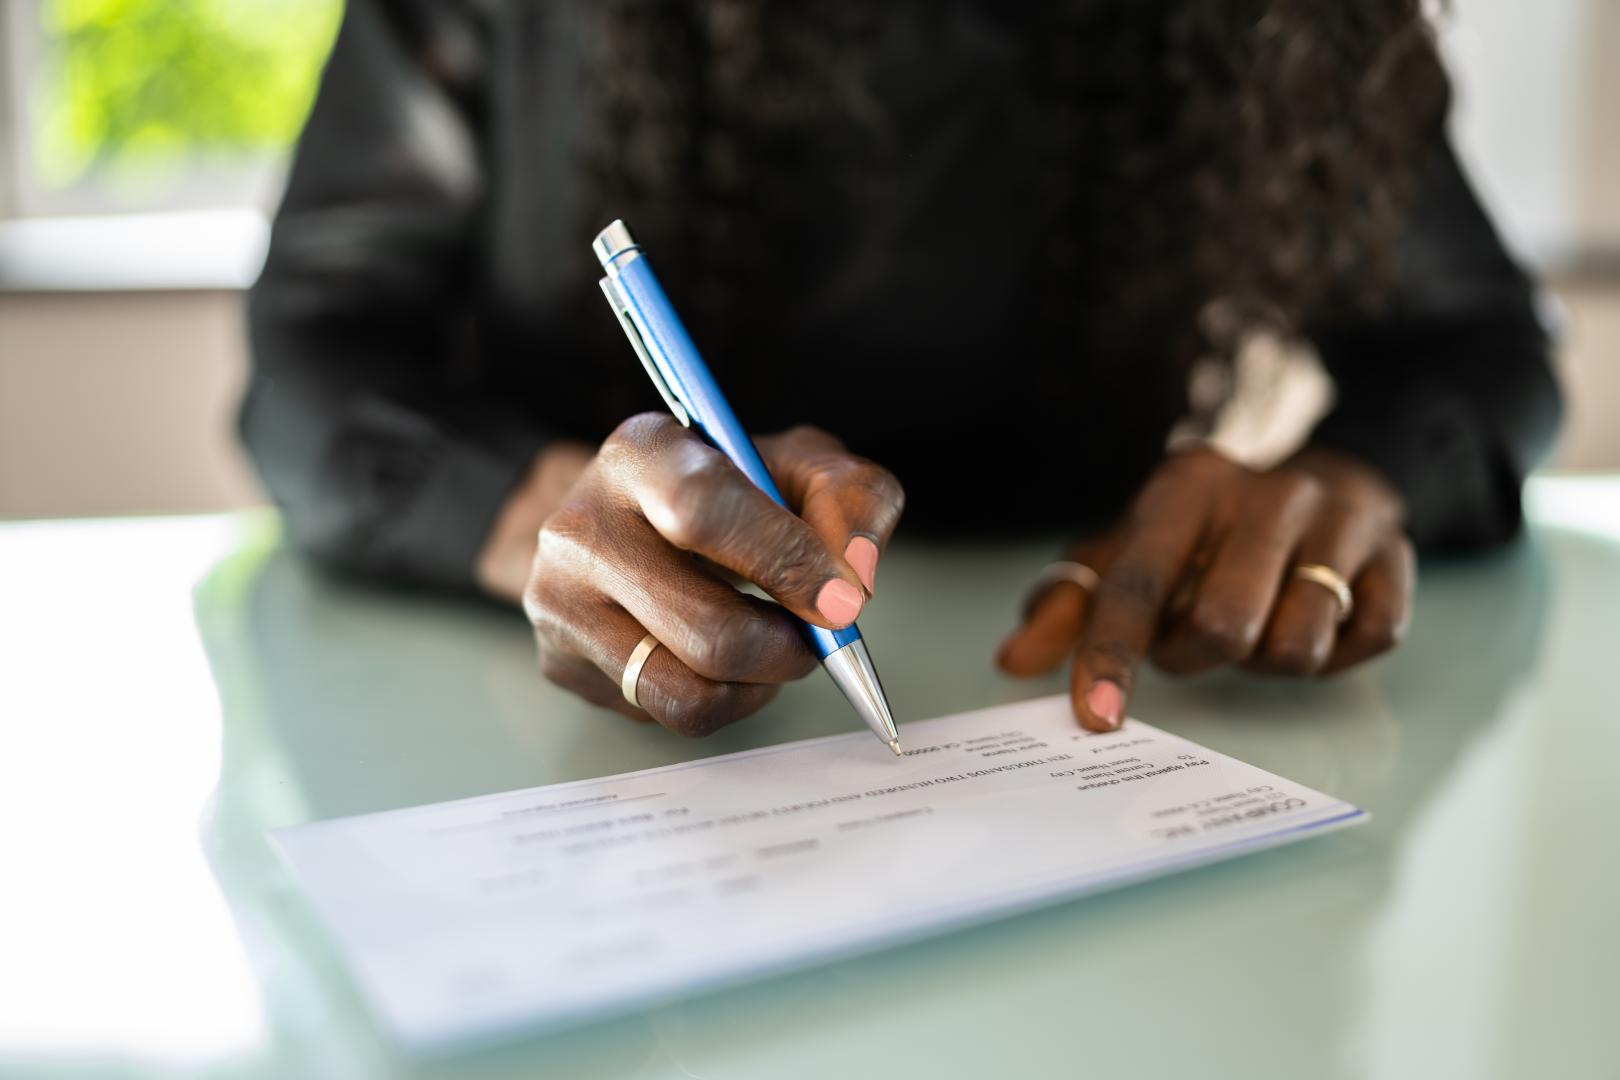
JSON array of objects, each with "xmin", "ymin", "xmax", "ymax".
[{"xmin": 519, "ymin": 413, "xmax": 904, "ymax": 736}]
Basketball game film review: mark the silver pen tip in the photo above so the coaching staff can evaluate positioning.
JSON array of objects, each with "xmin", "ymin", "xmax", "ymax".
[{"xmin": 822, "ymin": 638, "xmax": 900, "ymax": 754}]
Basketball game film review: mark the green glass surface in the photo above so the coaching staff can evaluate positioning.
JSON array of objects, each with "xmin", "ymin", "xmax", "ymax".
[{"xmin": 1, "ymin": 475, "xmax": 1616, "ymax": 1079}]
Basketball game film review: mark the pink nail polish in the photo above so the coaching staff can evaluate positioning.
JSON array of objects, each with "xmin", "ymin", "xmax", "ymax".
[
  {"xmin": 845, "ymin": 536, "xmax": 879, "ymax": 594},
  {"xmin": 816, "ymin": 579, "xmax": 865, "ymax": 626},
  {"xmin": 1085, "ymin": 679, "xmax": 1125, "ymax": 730}
]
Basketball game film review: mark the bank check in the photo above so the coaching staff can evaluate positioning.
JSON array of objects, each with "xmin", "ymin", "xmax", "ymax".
[{"xmin": 272, "ymin": 695, "xmax": 1365, "ymax": 1049}]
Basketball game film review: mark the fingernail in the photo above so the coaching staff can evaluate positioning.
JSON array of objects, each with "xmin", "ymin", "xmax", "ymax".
[
  {"xmin": 816, "ymin": 579, "xmax": 865, "ymax": 626},
  {"xmin": 1085, "ymin": 679, "xmax": 1125, "ymax": 731},
  {"xmin": 845, "ymin": 536, "xmax": 879, "ymax": 594}
]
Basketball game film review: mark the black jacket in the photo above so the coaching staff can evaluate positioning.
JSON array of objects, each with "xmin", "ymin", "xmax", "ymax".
[{"xmin": 244, "ymin": 0, "xmax": 1562, "ymax": 592}]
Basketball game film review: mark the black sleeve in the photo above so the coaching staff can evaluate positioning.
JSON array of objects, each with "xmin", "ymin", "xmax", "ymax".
[
  {"xmin": 1306, "ymin": 134, "xmax": 1563, "ymax": 550},
  {"xmin": 242, "ymin": 0, "xmax": 546, "ymax": 591}
]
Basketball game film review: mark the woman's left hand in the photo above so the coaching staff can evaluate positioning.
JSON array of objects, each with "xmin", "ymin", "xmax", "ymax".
[{"xmin": 996, "ymin": 445, "xmax": 1415, "ymax": 732}]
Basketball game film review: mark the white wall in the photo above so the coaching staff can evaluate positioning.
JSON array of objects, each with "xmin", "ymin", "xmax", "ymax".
[
  {"xmin": 1442, "ymin": 0, "xmax": 1619, "ymax": 266},
  {"xmin": 0, "ymin": 291, "xmax": 262, "ymax": 517}
]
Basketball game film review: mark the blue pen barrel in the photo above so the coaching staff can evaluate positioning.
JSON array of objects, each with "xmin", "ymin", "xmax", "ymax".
[{"xmin": 606, "ymin": 254, "xmax": 862, "ymax": 659}]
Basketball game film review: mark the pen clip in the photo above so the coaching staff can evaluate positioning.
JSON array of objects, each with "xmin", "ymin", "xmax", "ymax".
[{"xmin": 599, "ymin": 276, "xmax": 691, "ymax": 428}]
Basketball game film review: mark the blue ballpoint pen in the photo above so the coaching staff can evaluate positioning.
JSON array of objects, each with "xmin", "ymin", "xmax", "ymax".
[{"xmin": 593, "ymin": 219, "xmax": 902, "ymax": 756}]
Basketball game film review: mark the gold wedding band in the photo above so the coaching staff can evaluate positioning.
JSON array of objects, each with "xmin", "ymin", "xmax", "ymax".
[
  {"xmin": 1293, "ymin": 564, "xmax": 1354, "ymax": 624},
  {"xmin": 621, "ymin": 633, "xmax": 662, "ymax": 709},
  {"xmin": 1033, "ymin": 560, "xmax": 1102, "ymax": 595}
]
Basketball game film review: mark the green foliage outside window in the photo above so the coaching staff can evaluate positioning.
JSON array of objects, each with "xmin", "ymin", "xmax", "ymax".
[{"xmin": 35, "ymin": 0, "xmax": 342, "ymax": 185}]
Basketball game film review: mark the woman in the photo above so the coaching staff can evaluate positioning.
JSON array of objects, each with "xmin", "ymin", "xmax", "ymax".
[{"xmin": 243, "ymin": 1, "xmax": 1561, "ymax": 735}]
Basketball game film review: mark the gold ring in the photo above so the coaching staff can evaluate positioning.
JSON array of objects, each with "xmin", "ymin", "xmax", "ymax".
[
  {"xmin": 1293, "ymin": 564, "xmax": 1354, "ymax": 624},
  {"xmin": 1033, "ymin": 560, "xmax": 1102, "ymax": 595},
  {"xmin": 621, "ymin": 633, "xmax": 662, "ymax": 709}
]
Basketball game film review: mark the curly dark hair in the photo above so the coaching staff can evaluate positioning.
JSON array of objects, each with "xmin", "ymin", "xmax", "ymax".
[{"xmin": 576, "ymin": 1, "xmax": 1448, "ymax": 424}]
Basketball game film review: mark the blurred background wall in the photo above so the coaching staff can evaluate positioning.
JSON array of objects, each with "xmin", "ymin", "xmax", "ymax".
[{"xmin": 0, "ymin": 0, "xmax": 1616, "ymax": 520}]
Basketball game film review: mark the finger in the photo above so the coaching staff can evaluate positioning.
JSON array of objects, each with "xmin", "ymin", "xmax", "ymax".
[
  {"xmin": 537, "ymin": 647, "xmax": 653, "ymax": 723},
  {"xmin": 996, "ymin": 580, "xmax": 1089, "ymax": 677},
  {"xmin": 544, "ymin": 600, "xmax": 781, "ymax": 737},
  {"xmin": 1248, "ymin": 507, "xmax": 1379, "ymax": 677},
  {"xmin": 1321, "ymin": 537, "xmax": 1415, "ymax": 675},
  {"xmin": 995, "ymin": 539, "xmax": 1115, "ymax": 676},
  {"xmin": 1151, "ymin": 472, "xmax": 1322, "ymax": 674},
  {"xmin": 760, "ymin": 426, "xmax": 905, "ymax": 595},
  {"xmin": 596, "ymin": 514, "xmax": 818, "ymax": 684},
  {"xmin": 1072, "ymin": 468, "xmax": 1215, "ymax": 731},
  {"xmin": 630, "ymin": 429, "xmax": 868, "ymax": 629}
]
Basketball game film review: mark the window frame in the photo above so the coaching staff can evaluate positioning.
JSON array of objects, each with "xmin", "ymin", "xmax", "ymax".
[{"xmin": 0, "ymin": 1, "xmax": 297, "ymax": 290}]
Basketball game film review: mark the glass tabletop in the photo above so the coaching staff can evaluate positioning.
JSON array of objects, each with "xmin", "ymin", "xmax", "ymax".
[{"xmin": 2, "ymin": 475, "xmax": 1616, "ymax": 1079}]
